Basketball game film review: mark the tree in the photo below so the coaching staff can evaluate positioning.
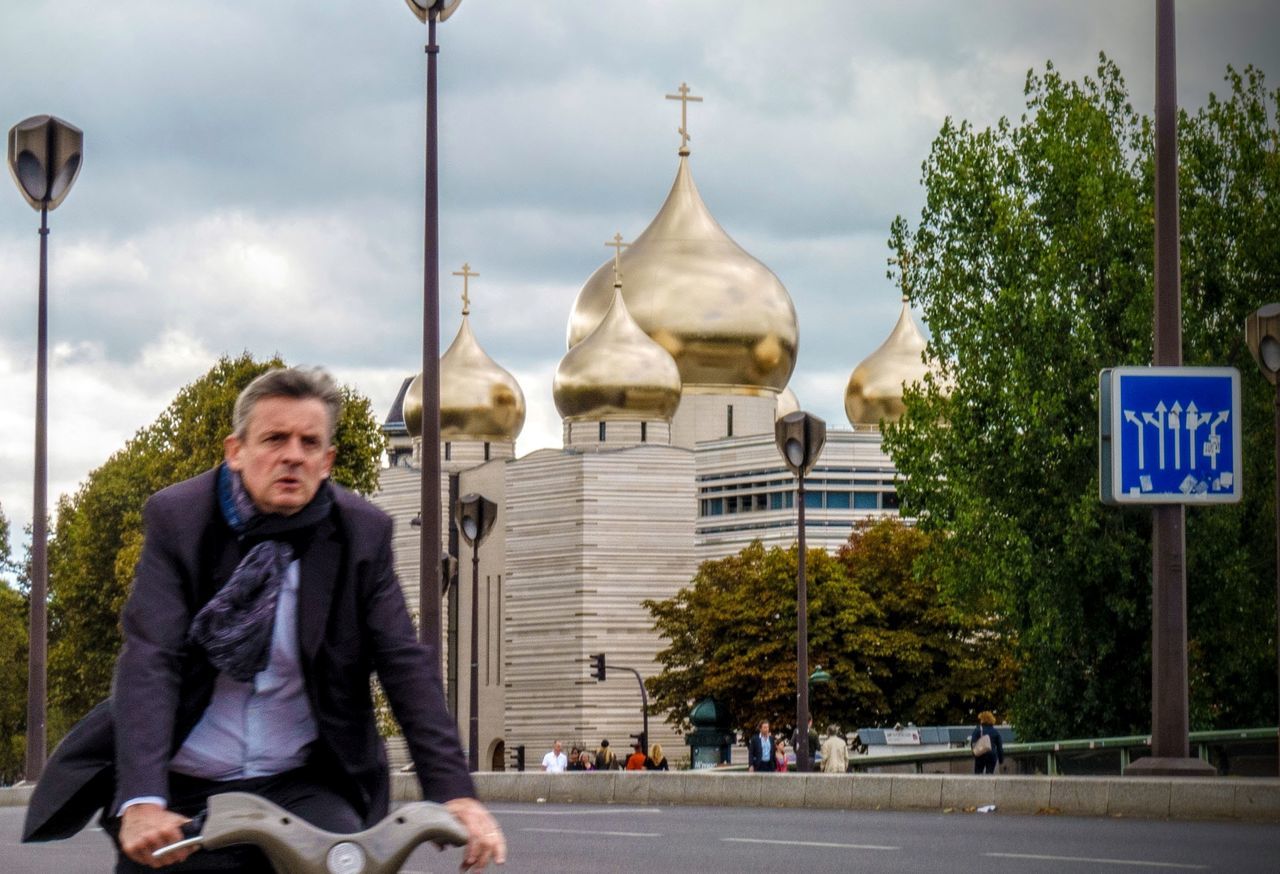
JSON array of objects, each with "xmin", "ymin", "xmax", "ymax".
[
  {"xmin": 47, "ymin": 354, "xmax": 388, "ymax": 730},
  {"xmin": 883, "ymin": 59, "xmax": 1278, "ymax": 738},
  {"xmin": 644, "ymin": 520, "xmax": 1009, "ymax": 738},
  {"xmin": 833, "ymin": 520, "xmax": 1014, "ymax": 727},
  {"xmin": 0, "ymin": 504, "xmax": 29, "ymax": 784}
]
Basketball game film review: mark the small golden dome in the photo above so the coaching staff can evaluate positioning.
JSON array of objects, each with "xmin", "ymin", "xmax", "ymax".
[
  {"xmin": 775, "ymin": 386, "xmax": 800, "ymax": 420},
  {"xmin": 403, "ymin": 316, "xmax": 526, "ymax": 441},
  {"xmin": 566, "ymin": 155, "xmax": 798, "ymax": 394},
  {"xmin": 554, "ymin": 286, "xmax": 682, "ymax": 422},
  {"xmin": 845, "ymin": 297, "xmax": 930, "ymax": 425}
]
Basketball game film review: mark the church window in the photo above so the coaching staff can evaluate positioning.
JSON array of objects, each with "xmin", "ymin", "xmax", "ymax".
[
  {"xmin": 727, "ymin": 404, "xmax": 734, "ymax": 436},
  {"xmin": 444, "ymin": 441, "xmax": 451, "ymax": 460},
  {"xmin": 640, "ymin": 421, "xmax": 648, "ymax": 443},
  {"xmin": 599, "ymin": 421, "xmax": 607, "ymax": 441}
]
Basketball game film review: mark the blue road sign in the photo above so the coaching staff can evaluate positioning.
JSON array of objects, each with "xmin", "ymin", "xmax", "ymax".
[{"xmin": 1099, "ymin": 367, "xmax": 1242, "ymax": 505}]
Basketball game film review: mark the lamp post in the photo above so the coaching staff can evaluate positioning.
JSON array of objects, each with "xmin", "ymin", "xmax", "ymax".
[
  {"xmin": 8, "ymin": 114, "xmax": 83, "ymax": 782},
  {"xmin": 1245, "ymin": 303, "xmax": 1280, "ymax": 774},
  {"xmin": 404, "ymin": 0, "xmax": 462, "ymax": 649},
  {"xmin": 456, "ymin": 491, "xmax": 496, "ymax": 772},
  {"xmin": 774, "ymin": 410, "xmax": 826, "ymax": 773}
]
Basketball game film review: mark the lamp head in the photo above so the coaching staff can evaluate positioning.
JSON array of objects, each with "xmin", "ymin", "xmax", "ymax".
[
  {"xmin": 404, "ymin": 0, "xmax": 463, "ymax": 23},
  {"xmin": 455, "ymin": 492, "xmax": 497, "ymax": 546},
  {"xmin": 774, "ymin": 411, "xmax": 827, "ymax": 478},
  {"xmin": 1246, "ymin": 303, "xmax": 1280, "ymax": 385},
  {"xmin": 8, "ymin": 114, "xmax": 83, "ymax": 211}
]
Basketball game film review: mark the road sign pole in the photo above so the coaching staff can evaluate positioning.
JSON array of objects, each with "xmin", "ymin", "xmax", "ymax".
[{"xmin": 1126, "ymin": 0, "xmax": 1213, "ymax": 777}]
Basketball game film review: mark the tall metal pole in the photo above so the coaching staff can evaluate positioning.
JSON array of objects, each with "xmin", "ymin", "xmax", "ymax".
[
  {"xmin": 24, "ymin": 204, "xmax": 49, "ymax": 782},
  {"xmin": 418, "ymin": 9, "xmax": 443, "ymax": 648},
  {"xmin": 796, "ymin": 474, "xmax": 810, "ymax": 773},
  {"xmin": 1273, "ymin": 388, "xmax": 1280, "ymax": 774},
  {"xmin": 1129, "ymin": 0, "xmax": 1212, "ymax": 776},
  {"xmin": 468, "ymin": 541, "xmax": 480, "ymax": 772}
]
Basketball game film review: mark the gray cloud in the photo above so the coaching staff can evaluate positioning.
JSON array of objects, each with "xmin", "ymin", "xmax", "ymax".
[{"xmin": 0, "ymin": 0, "xmax": 1275, "ymax": 537}]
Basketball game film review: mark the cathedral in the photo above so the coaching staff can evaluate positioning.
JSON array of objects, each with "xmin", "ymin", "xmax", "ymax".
[{"xmin": 371, "ymin": 86, "xmax": 938, "ymax": 769}]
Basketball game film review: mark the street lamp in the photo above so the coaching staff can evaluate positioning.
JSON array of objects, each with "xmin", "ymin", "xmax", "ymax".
[
  {"xmin": 1245, "ymin": 302, "xmax": 1280, "ymax": 774},
  {"xmin": 774, "ymin": 410, "xmax": 826, "ymax": 773},
  {"xmin": 456, "ymin": 491, "xmax": 496, "ymax": 772},
  {"xmin": 8, "ymin": 114, "xmax": 83, "ymax": 782},
  {"xmin": 403, "ymin": 0, "xmax": 463, "ymax": 650}
]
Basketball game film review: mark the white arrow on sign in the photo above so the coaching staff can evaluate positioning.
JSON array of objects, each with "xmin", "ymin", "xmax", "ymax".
[
  {"xmin": 1184, "ymin": 402, "xmax": 1212, "ymax": 469},
  {"xmin": 1123, "ymin": 410, "xmax": 1144, "ymax": 469},
  {"xmin": 1206, "ymin": 410, "xmax": 1229, "ymax": 470},
  {"xmin": 1167, "ymin": 401, "xmax": 1183, "ymax": 470},
  {"xmin": 1143, "ymin": 402, "xmax": 1167, "ymax": 470}
]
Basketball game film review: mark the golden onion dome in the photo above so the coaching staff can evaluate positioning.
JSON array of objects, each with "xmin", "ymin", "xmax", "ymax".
[
  {"xmin": 403, "ymin": 316, "xmax": 526, "ymax": 441},
  {"xmin": 775, "ymin": 386, "xmax": 800, "ymax": 420},
  {"xmin": 566, "ymin": 155, "xmax": 798, "ymax": 394},
  {"xmin": 554, "ymin": 285, "xmax": 682, "ymax": 422},
  {"xmin": 845, "ymin": 296, "xmax": 930, "ymax": 426}
]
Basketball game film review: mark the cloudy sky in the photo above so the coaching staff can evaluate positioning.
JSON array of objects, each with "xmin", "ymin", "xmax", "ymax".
[{"xmin": 1, "ymin": 1, "xmax": 1276, "ymax": 547}]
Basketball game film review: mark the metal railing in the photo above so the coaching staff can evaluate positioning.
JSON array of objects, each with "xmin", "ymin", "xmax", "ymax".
[{"xmin": 844, "ymin": 727, "xmax": 1278, "ymax": 776}]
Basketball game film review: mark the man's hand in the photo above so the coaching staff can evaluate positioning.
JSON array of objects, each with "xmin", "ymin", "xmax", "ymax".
[
  {"xmin": 444, "ymin": 797, "xmax": 506, "ymax": 871},
  {"xmin": 119, "ymin": 803, "xmax": 193, "ymax": 869}
]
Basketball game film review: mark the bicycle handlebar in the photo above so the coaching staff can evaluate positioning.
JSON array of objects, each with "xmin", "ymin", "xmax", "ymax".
[{"xmin": 153, "ymin": 792, "xmax": 469, "ymax": 874}]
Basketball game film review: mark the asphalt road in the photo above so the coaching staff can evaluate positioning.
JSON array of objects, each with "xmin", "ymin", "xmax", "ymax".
[{"xmin": 5, "ymin": 802, "xmax": 1278, "ymax": 873}]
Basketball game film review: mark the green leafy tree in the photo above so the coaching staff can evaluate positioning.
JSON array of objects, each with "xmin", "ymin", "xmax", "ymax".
[
  {"xmin": 833, "ymin": 520, "xmax": 1014, "ymax": 727},
  {"xmin": 47, "ymin": 354, "xmax": 388, "ymax": 730},
  {"xmin": 883, "ymin": 59, "xmax": 1278, "ymax": 739},
  {"xmin": 645, "ymin": 520, "xmax": 1009, "ymax": 738},
  {"xmin": 0, "ymin": 504, "xmax": 29, "ymax": 783}
]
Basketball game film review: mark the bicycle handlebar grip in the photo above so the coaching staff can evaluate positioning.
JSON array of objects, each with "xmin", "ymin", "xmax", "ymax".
[{"xmin": 198, "ymin": 792, "xmax": 469, "ymax": 874}]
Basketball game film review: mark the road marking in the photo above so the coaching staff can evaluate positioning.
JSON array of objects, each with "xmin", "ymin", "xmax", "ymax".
[
  {"xmin": 985, "ymin": 852, "xmax": 1208, "ymax": 869},
  {"xmin": 489, "ymin": 807, "xmax": 662, "ymax": 816},
  {"xmin": 723, "ymin": 838, "xmax": 899, "ymax": 851},
  {"xmin": 521, "ymin": 827, "xmax": 661, "ymax": 837}
]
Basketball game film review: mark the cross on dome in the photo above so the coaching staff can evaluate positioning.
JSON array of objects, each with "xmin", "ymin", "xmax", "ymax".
[
  {"xmin": 453, "ymin": 262, "xmax": 478, "ymax": 315},
  {"xmin": 664, "ymin": 82, "xmax": 703, "ymax": 155},
  {"xmin": 605, "ymin": 233, "xmax": 630, "ymax": 286}
]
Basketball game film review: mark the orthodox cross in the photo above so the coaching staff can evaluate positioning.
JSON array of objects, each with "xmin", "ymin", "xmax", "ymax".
[
  {"xmin": 664, "ymin": 81, "xmax": 703, "ymax": 155},
  {"xmin": 453, "ymin": 263, "xmax": 478, "ymax": 315},
  {"xmin": 605, "ymin": 233, "xmax": 630, "ymax": 286}
]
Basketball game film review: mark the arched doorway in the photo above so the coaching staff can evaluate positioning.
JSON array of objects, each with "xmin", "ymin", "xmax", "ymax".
[{"xmin": 489, "ymin": 739, "xmax": 506, "ymax": 772}]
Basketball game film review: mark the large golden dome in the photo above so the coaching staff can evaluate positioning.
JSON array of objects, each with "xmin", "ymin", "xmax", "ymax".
[
  {"xmin": 554, "ymin": 286, "xmax": 682, "ymax": 422},
  {"xmin": 845, "ymin": 297, "xmax": 930, "ymax": 425},
  {"xmin": 566, "ymin": 155, "xmax": 798, "ymax": 394},
  {"xmin": 403, "ymin": 315, "xmax": 526, "ymax": 441}
]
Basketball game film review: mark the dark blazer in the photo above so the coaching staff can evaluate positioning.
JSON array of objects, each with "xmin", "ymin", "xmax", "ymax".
[
  {"xmin": 970, "ymin": 724, "xmax": 1004, "ymax": 763},
  {"xmin": 747, "ymin": 733, "xmax": 776, "ymax": 772},
  {"xmin": 25, "ymin": 469, "xmax": 472, "ymax": 841}
]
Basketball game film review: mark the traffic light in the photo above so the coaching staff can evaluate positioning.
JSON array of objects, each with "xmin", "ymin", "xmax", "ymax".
[
  {"xmin": 589, "ymin": 652, "xmax": 606, "ymax": 681},
  {"xmin": 629, "ymin": 731, "xmax": 648, "ymax": 755},
  {"xmin": 511, "ymin": 744, "xmax": 525, "ymax": 772}
]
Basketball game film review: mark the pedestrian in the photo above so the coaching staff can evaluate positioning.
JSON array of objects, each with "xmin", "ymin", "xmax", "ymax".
[
  {"xmin": 594, "ymin": 739, "xmax": 619, "ymax": 771},
  {"xmin": 820, "ymin": 725, "xmax": 849, "ymax": 774},
  {"xmin": 566, "ymin": 746, "xmax": 585, "ymax": 771},
  {"xmin": 747, "ymin": 720, "xmax": 776, "ymax": 772},
  {"xmin": 577, "ymin": 751, "xmax": 595, "ymax": 770},
  {"xmin": 21, "ymin": 367, "xmax": 505, "ymax": 872},
  {"xmin": 971, "ymin": 710, "xmax": 1004, "ymax": 774},
  {"xmin": 775, "ymin": 739, "xmax": 788, "ymax": 772},
  {"xmin": 792, "ymin": 717, "xmax": 819, "ymax": 770},
  {"xmin": 625, "ymin": 743, "xmax": 648, "ymax": 770},
  {"xmin": 644, "ymin": 744, "xmax": 669, "ymax": 771},
  {"xmin": 542, "ymin": 740, "xmax": 568, "ymax": 772}
]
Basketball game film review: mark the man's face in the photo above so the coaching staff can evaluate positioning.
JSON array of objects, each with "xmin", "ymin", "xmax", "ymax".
[
  {"xmin": 553, "ymin": 741, "xmax": 563, "ymax": 755},
  {"xmin": 225, "ymin": 396, "xmax": 335, "ymax": 516},
  {"xmin": 760, "ymin": 722, "xmax": 770, "ymax": 736}
]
